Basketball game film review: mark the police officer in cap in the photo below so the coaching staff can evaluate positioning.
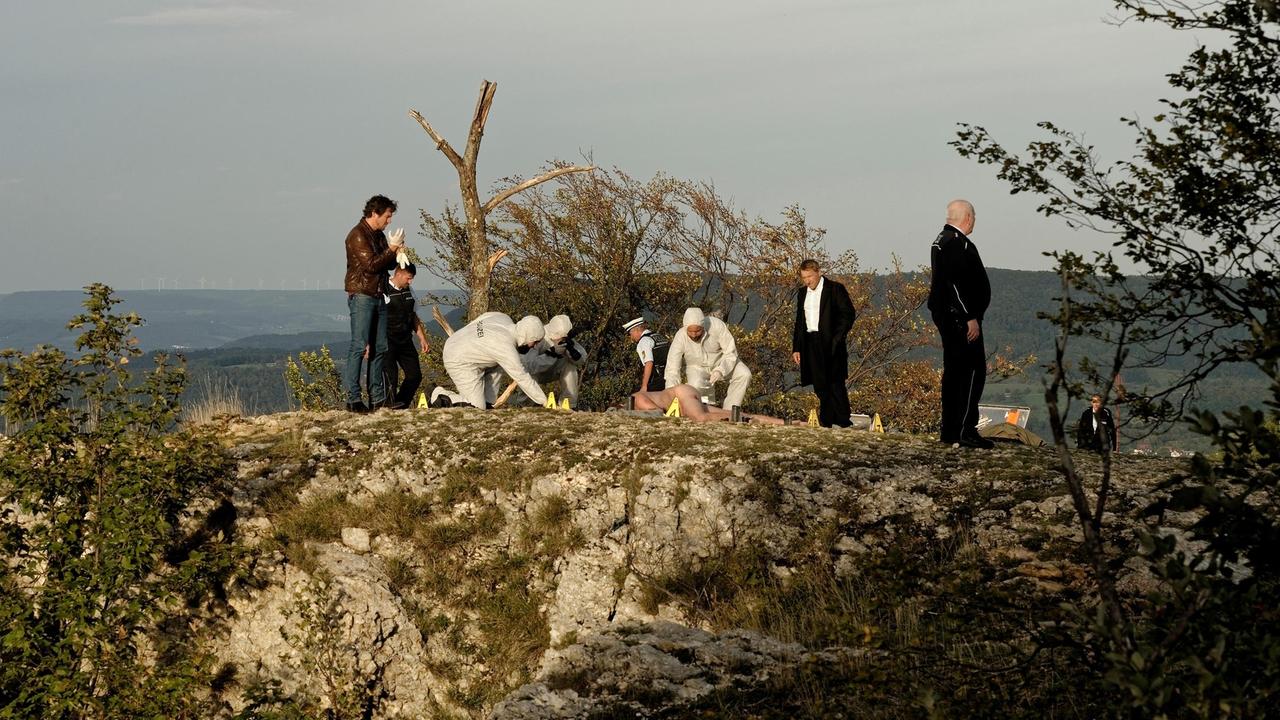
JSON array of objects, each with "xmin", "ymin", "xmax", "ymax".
[
  {"xmin": 623, "ymin": 317, "xmax": 668, "ymax": 393},
  {"xmin": 928, "ymin": 199, "xmax": 994, "ymax": 449}
]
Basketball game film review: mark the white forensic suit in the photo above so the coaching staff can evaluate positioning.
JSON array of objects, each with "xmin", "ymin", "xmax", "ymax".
[
  {"xmin": 441, "ymin": 312, "xmax": 547, "ymax": 409},
  {"xmin": 664, "ymin": 311, "xmax": 752, "ymax": 409},
  {"xmin": 515, "ymin": 314, "xmax": 585, "ymax": 406},
  {"xmin": 520, "ymin": 338, "xmax": 586, "ymax": 405}
]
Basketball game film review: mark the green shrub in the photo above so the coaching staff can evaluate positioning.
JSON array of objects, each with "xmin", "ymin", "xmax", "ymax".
[
  {"xmin": 0, "ymin": 284, "xmax": 235, "ymax": 719},
  {"xmin": 284, "ymin": 346, "xmax": 343, "ymax": 411},
  {"xmin": 278, "ymin": 571, "xmax": 388, "ymax": 720}
]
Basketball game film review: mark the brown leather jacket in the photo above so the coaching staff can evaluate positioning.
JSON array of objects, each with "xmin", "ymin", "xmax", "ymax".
[{"xmin": 344, "ymin": 219, "xmax": 397, "ymax": 297}]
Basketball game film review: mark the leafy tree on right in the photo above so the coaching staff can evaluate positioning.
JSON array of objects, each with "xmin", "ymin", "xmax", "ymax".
[{"xmin": 954, "ymin": 1, "xmax": 1279, "ymax": 715}]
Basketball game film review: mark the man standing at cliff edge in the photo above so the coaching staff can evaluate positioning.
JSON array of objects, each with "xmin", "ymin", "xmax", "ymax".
[
  {"xmin": 928, "ymin": 199, "xmax": 994, "ymax": 449},
  {"xmin": 791, "ymin": 259, "xmax": 856, "ymax": 428},
  {"xmin": 343, "ymin": 194, "xmax": 403, "ymax": 412}
]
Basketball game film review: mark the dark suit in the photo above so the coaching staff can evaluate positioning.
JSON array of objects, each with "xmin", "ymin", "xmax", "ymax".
[
  {"xmin": 792, "ymin": 277, "xmax": 856, "ymax": 427},
  {"xmin": 1076, "ymin": 407, "xmax": 1118, "ymax": 452},
  {"xmin": 928, "ymin": 224, "xmax": 991, "ymax": 443}
]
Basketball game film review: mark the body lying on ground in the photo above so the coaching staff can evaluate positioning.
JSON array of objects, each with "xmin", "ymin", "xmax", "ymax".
[{"xmin": 630, "ymin": 384, "xmax": 787, "ymax": 425}]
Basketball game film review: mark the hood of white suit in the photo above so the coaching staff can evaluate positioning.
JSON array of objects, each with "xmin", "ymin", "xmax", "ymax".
[
  {"xmin": 545, "ymin": 314, "xmax": 573, "ymax": 343},
  {"xmin": 514, "ymin": 315, "xmax": 546, "ymax": 346}
]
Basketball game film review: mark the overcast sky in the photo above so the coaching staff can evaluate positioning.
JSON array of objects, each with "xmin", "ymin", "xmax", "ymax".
[{"xmin": 0, "ymin": 1, "xmax": 1198, "ymax": 293}]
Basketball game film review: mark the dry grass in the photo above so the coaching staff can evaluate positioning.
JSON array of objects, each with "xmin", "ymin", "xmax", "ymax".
[{"xmin": 183, "ymin": 375, "xmax": 249, "ymax": 425}]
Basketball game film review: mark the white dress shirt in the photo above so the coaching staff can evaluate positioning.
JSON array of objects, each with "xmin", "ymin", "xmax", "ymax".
[{"xmin": 804, "ymin": 277, "xmax": 824, "ymax": 332}]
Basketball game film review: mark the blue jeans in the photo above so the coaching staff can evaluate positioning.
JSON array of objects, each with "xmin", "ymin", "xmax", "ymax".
[{"xmin": 345, "ymin": 293, "xmax": 388, "ymax": 405}]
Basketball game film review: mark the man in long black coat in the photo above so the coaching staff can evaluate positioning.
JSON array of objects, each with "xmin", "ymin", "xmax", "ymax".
[
  {"xmin": 1076, "ymin": 394, "xmax": 1119, "ymax": 452},
  {"xmin": 792, "ymin": 259, "xmax": 856, "ymax": 427},
  {"xmin": 928, "ymin": 199, "xmax": 993, "ymax": 448}
]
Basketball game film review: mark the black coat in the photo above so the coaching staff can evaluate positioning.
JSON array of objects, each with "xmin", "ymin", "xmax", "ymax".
[
  {"xmin": 792, "ymin": 277, "xmax": 856, "ymax": 386},
  {"xmin": 1076, "ymin": 407, "xmax": 1118, "ymax": 451},
  {"xmin": 928, "ymin": 224, "xmax": 990, "ymax": 325}
]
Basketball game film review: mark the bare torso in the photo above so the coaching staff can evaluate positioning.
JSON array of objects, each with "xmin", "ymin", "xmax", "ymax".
[{"xmin": 631, "ymin": 384, "xmax": 786, "ymax": 425}]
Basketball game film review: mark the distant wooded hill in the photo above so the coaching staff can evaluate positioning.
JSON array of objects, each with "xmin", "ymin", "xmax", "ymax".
[
  {"xmin": 0, "ymin": 289, "xmax": 465, "ymax": 351},
  {"xmin": 1, "ymin": 272, "xmax": 1260, "ymax": 452}
]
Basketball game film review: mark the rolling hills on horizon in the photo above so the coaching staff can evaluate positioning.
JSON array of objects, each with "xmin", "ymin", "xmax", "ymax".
[{"xmin": 0, "ymin": 288, "xmax": 465, "ymax": 352}]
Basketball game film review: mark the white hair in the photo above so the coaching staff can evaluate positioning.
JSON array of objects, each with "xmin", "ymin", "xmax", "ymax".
[{"xmin": 946, "ymin": 199, "xmax": 975, "ymax": 225}]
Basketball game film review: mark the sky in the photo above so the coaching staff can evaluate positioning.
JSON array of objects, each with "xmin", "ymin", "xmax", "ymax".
[{"xmin": 0, "ymin": 1, "xmax": 1201, "ymax": 293}]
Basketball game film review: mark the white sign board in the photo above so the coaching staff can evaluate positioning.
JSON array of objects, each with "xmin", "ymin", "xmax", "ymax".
[{"xmin": 977, "ymin": 404, "xmax": 1032, "ymax": 429}]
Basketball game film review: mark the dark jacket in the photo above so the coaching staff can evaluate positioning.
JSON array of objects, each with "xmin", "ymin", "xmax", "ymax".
[
  {"xmin": 928, "ymin": 224, "xmax": 991, "ymax": 325},
  {"xmin": 640, "ymin": 330, "xmax": 669, "ymax": 392},
  {"xmin": 344, "ymin": 219, "xmax": 398, "ymax": 297},
  {"xmin": 1076, "ymin": 407, "xmax": 1119, "ymax": 451},
  {"xmin": 385, "ymin": 284, "xmax": 420, "ymax": 343},
  {"xmin": 792, "ymin": 277, "xmax": 856, "ymax": 385}
]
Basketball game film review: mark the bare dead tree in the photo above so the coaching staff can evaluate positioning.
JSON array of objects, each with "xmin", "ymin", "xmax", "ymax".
[{"xmin": 409, "ymin": 80, "xmax": 594, "ymax": 320}]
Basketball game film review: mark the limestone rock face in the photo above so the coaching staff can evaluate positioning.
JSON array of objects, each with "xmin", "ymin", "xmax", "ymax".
[
  {"xmin": 207, "ymin": 408, "xmax": 1188, "ymax": 718},
  {"xmin": 341, "ymin": 527, "xmax": 372, "ymax": 554},
  {"xmin": 491, "ymin": 621, "xmax": 862, "ymax": 719},
  {"xmin": 219, "ymin": 544, "xmax": 449, "ymax": 718}
]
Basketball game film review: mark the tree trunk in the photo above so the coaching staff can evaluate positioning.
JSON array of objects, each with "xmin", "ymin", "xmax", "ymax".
[
  {"xmin": 460, "ymin": 165, "xmax": 490, "ymax": 319},
  {"xmin": 410, "ymin": 80, "xmax": 593, "ymax": 321}
]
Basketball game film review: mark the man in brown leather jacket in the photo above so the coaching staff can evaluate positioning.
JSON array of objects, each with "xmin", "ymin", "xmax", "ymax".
[{"xmin": 343, "ymin": 195, "xmax": 403, "ymax": 412}]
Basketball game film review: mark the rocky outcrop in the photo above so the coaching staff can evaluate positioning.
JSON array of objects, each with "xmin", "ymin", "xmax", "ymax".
[
  {"xmin": 492, "ymin": 622, "xmax": 865, "ymax": 719},
  {"xmin": 206, "ymin": 408, "xmax": 1188, "ymax": 718}
]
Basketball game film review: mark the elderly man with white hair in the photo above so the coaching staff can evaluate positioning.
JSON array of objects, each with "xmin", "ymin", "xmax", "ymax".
[
  {"xmin": 928, "ymin": 198, "xmax": 992, "ymax": 449},
  {"xmin": 517, "ymin": 313, "xmax": 587, "ymax": 406},
  {"xmin": 664, "ymin": 307, "xmax": 752, "ymax": 410},
  {"xmin": 439, "ymin": 312, "xmax": 548, "ymax": 409}
]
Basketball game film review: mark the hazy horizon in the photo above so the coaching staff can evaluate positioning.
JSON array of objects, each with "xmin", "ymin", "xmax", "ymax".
[
  {"xmin": 2, "ymin": 1, "xmax": 1199, "ymax": 294},
  {"xmin": 0, "ymin": 265, "xmax": 1063, "ymax": 296}
]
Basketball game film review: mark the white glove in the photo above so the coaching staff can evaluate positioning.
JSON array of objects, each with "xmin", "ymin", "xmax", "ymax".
[
  {"xmin": 387, "ymin": 227, "xmax": 405, "ymax": 248},
  {"xmin": 709, "ymin": 369, "xmax": 724, "ymax": 385},
  {"xmin": 396, "ymin": 248, "xmax": 409, "ymax": 268}
]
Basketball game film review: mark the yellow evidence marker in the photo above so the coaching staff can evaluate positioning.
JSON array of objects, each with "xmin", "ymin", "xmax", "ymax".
[
  {"xmin": 560, "ymin": 397, "xmax": 571, "ymax": 411},
  {"xmin": 665, "ymin": 397, "xmax": 681, "ymax": 417},
  {"xmin": 544, "ymin": 391, "xmax": 558, "ymax": 409},
  {"xmin": 871, "ymin": 413, "xmax": 884, "ymax": 433},
  {"xmin": 417, "ymin": 391, "xmax": 429, "ymax": 409},
  {"xmin": 807, "ymin": 408, "xmax": 819, "ymax": 427}
]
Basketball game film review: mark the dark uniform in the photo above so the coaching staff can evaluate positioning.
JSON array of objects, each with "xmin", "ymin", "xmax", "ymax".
[
  {"xmin": 928, "ymin": 224, "xmax": 991, "ymax": 443},
  {"xmin": 638, "ymin": 330, "xmax": 669, "ymax": 391},
  {"xmin": 381, "ymin": 283, "xmax": 423, "ymax": 408}
]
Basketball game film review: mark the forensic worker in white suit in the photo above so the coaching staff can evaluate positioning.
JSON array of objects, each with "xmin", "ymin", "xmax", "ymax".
[
  {"xmin": 441, "ymin": 312, "xmax": 548, "ymax": 409},
  {"xmin": 517, "ymin": 314, "xmax": 586, "ymax": 406},
  {"xmin": 664, "ymin": 307, "xmax": 752, "ymax": 410}
]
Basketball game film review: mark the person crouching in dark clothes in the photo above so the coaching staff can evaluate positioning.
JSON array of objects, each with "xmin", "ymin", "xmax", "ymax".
[
  {"xmin": 928, "ymin": 199, "xmax": 993, "ymax": 449},
  {"xmin": 380, "ymin": 263, "xmax": 430, "ymax": 409},
  {"xmin": 1076, "ymin": 394, "xmax": 1119, "ymax": 452}
]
